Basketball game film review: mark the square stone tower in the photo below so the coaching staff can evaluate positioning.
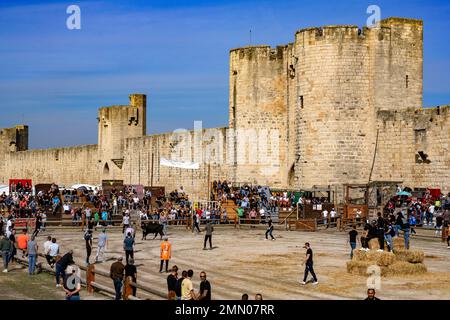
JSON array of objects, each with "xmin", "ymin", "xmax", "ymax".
[{"xmin": 98, "ymin": 94, "xmax": 146, "ymax": 181}]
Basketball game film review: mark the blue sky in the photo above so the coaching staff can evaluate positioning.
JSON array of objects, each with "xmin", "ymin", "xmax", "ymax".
[{"xmin": 0, "ymin": 0, "xmax": 449, "ymax": 148}]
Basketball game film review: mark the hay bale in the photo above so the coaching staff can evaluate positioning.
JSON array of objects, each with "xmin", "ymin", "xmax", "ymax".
[
  {"xmin": 366, "ymin": 251, "xmax": 396, "ymax": 266},
  {"xmin": 352, "ymin": 250, "xmax": 395, "ymax": 266},
  {"xmin": 393, "ymin": 236, "xmax": 405, "ymax": 249},
  {"xmin": 347, "ymin": 261, "xmax": 388, "ymax": 276},
  {"xmin": 386, "ymin": 261, "xmax": 427, "ymax": 275},
  {"xmin": 352, "ymin": 249, "xmax": 368, "ymax": 261},
  {"xmin": 394, "ymin": 249, "xmax": 424, "ymax": 263},
  {"xmin": 346, "ymin": 260, "xmax": 372, "ymax": 275},
  {"xmin": 368, "ymin": 238, "xmax": 380, "ymax": 250}
]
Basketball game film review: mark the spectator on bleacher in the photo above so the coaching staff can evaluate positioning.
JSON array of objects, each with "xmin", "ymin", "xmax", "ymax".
[
  {"xmin": 101, "ymin": 210, "xmax": 108, "ymax": 226},
  {"xmin": 222, "ymin": 209, "xmax": 227, "ymax": 224},
  {"xmin": 52, "ymin": 195, "xmax": 60, "ymax": 216},
  {"xmin": 250, "ymin": 208, "xmax": 257, "ymax": 224},
  {"xmin": 237, "ymin": 207, "xmax": 244, "ymax": 219}
]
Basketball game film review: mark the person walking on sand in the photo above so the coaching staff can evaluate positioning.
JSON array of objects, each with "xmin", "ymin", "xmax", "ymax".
[
  {"xmin": 203, "ymin": 221, "xmax": 214, "ymax": 250},
  {"xmin": 300, "ymin": 242, "xmax": 318, "ymax": 285},
  {"xmin": 17, "ymin": 229, "xmax": 29, "ymax": 259},
  {"xmin": 348, "ymin": 225, "xmax": 359, "ymax": 259},
  {"xmin": 110, "ymin": 256, "xmax": 125, "ymax": 301},
  {"xmin": 0, "ymin": 235, "xmax": 12, "ymax": 273},
  {"xmin": 159, "ymin": 236, "xmax": 171, "ymax": 273},
  {"xmin": 265, "ymin": 217, "xmax": 275, "ymax": 240},
  {"xmin": 123, "ymin": 232, "xmax": 135, "ymax": 265},
  {"xmin": 95, "ymin": 229, "xmax": 108, "ymax": 263},
  {"xmin": 26, "ymin": 235, "xmax": 38, "ymax": 275},
  {"xmin": 84, "ymin": 229, "xmax": 93, "ymax": 265}
]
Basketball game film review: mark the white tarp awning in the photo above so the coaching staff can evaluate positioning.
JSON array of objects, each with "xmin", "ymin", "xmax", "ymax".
[
  {"xmin": 71, "ymin": 184, "xmax": 101, "ymax": 190},
  {"xmin": 160, "ymin": 157, "xmax": 199, "ymax": 170},
  {"xmin": 0, "ymin": 185, "xmax": 9, "ymax": 195}
]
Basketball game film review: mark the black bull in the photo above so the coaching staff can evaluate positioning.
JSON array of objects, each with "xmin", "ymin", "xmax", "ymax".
[{"xmin": 141, "ymin": 222, "xmax": 164, "ymax": 240}]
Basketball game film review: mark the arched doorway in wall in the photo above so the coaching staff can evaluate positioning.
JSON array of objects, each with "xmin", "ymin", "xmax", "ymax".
[{"xmin": 103, "ymin": 162, "xmax": 110, "ymax": 180}]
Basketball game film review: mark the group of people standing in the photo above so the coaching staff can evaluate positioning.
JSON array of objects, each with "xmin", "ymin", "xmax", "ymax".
[{"xmin": 166, "ymin": 266, "xmax": 211, "ymax": 300}]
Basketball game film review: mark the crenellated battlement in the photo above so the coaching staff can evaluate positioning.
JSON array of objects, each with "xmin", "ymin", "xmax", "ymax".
[{"xmin": 0, "ymin": 17, "xmax": 447, "ymax": 197}]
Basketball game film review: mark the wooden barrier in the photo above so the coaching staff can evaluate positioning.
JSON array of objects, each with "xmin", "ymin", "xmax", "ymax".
[
  {"xmin": 287, "ymin": 219, "xmax": 317, "ymax": 232},
  {"xmin": 15, "ymin": 253, "xmax": 163, "ymax": 300},
  {"xmin": 123, "ymin": 276, "xmax": 134, "ymax": 300},
  {"xmin": 86, "ymin": 264, "xmax": 95, "ymax": 294}
]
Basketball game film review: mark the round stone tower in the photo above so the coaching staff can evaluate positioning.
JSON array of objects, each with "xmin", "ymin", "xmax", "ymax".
[{"xmin": 294, "ymin": 26, "xmax": 376, "ymax": 188}]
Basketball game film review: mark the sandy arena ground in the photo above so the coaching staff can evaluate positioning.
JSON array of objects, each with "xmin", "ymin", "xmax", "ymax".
[{"xmin": 3, "ymin": 225, "xmax": 450, "ymax": 300}]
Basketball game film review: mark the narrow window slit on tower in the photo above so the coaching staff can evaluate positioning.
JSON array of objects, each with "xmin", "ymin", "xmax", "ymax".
[{"xmin": 406, "ymin": 75, "xmax": 409, "ymax": 88}]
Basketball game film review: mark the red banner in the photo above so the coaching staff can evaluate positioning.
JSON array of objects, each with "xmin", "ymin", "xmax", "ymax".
[
  {"xmin": 14, "ymin": 218, "xmax": 36, "ymax": 230},
  {"xmin": 9, "ymin": 179, "xmax": 32, "ymax": 192}
]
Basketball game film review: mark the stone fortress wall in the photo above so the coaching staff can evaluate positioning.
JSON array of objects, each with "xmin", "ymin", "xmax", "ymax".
[{"xmin": 0, "ymin": 17, "xmax": 448, "ymax": 200}]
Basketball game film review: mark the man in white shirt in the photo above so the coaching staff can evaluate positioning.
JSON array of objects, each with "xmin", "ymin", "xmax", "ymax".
[
  {"xmin": 95, "ymin": 229, "xmax": 108, "ymax": 262},
  {"xmin": 85, "ymin": 207, "xmax": 92, "ymax": 220},
  {"xmin": 6, "ymin": 218, "xmax": 13, "ymax": 238},
  {"xmin": 125, "ymin": 223, "xmax": 135, "ymax": 239},
  {"xmin": 122, "ymin": 214, "xmax": 130, "ymax": 234},
  {"xmin": 259, "ymin": 208, "xmax": 266, "ymax": 222},
  {"xmin": 330, "ymin": 208, "xmax": 336, "ymax": 226},
  {"xmin": 47, "ymin": 238, "xmax": 59, "ymax": 268},
  {"xmin": 43, "ymin": 236, "xmax": 52, "ymax": 255},
  {"xmin": 181, "ymin": 270, "xmax": 196, "ymax": 300},
  {"xmin": 41, "ymin": 212, "xmax": 47, "ymax": 231},
  {"xmin": 322, "ymin": 209, "xmax": 329, "ymax": 228}
]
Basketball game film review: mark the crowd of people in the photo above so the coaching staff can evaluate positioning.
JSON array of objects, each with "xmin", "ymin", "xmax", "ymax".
[{"xmin": 1, "ymin": 181, "xmax": 449, "ymax": 301}]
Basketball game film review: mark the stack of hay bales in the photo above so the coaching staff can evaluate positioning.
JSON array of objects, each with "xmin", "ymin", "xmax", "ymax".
[{"xmin": 347, "ymin": 237, "xmax": 427, "ymax": 276}]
